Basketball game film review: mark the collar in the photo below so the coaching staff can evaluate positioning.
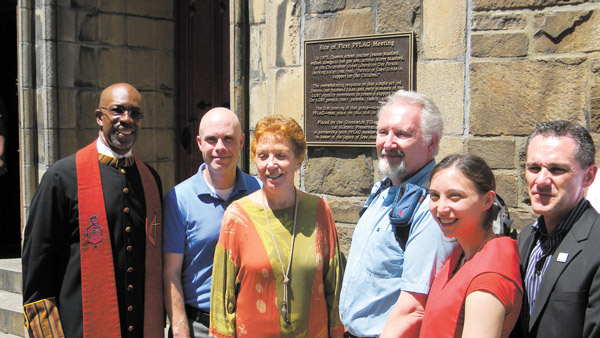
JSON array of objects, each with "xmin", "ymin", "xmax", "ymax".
[
  {"xmin": 96, "ymin": 137, "xmax": 133, "ymax": 159},
  {"xmin": 193, "ymin": 163, "xmax": 250, "ymax": 202},
  {"xmin": 533, "ymin": 198, "xmax": 589, "ymax": 237}
]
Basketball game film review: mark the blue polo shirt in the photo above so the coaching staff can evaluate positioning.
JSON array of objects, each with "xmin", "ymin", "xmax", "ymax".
[
  {"xmin": 339, "ymin": 160, "xmax": 456, "ymax": 337},
  {"xmin": 163, "ymin": 164, "xmax": 261, "ymax": 311}
]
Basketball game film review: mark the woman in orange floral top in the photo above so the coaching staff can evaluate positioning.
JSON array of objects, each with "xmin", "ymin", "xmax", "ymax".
[{"xmin": 209, "ymin": 115, "xmax": 345, "ymax": 338}]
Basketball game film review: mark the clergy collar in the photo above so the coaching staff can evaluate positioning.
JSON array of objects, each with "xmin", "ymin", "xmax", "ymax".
[{"xmin": 96, "ymin": 137, "xmax": 133, "ymax": 159}]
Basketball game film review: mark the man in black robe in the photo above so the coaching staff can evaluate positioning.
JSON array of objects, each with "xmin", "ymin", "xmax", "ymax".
[{"xmin": 22, "ymin": 83, "xmax": 163, "ymax": 338}]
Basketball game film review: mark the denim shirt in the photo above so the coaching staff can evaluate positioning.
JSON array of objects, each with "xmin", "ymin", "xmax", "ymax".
[{"xmin": 339, "ymin": 160, "xmax": 456, "ymax": 337}]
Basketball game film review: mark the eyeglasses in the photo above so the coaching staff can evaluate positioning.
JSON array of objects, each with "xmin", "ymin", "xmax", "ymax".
[{"xmin": 98, "ymin": 106, "xmax": 145, "ymax": 121}]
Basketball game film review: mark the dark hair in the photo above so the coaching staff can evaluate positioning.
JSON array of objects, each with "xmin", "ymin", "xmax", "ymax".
[
  {"xmin": 525, "ymin": 120, "xmax": 595, "ymax": 168},
  {"xmin": 430, "ymin": 154, "xmax": 496, "ymax": 230}
]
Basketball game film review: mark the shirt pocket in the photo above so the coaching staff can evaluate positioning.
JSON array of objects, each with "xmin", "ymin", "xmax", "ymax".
[{"xmin": 364, "ymin": 226, "xmax": 404, "ymax": 279}]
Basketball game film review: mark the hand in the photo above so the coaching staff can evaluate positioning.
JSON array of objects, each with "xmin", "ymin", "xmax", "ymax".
[{"xmin": 0, "ymin": 159, "xmax": 6, "ymax": 176}]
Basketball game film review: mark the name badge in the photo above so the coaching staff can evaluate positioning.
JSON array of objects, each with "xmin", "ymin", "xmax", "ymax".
[{"xmin": 556, "ymin": 252, "xmax": 569, "ymax": 263}]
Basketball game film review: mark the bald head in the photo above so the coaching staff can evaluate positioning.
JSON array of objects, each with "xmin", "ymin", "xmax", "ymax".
[
  {"xmin": 199, "ymin": 108, "xmax": 241, "ymax": 138},
  {"xmin": 197, "ymin": 108, "xmax": 244, "ymax": 185},
  {"xmin": 99, "ymin": 83, "xmax": 142, "ymax": 109}
]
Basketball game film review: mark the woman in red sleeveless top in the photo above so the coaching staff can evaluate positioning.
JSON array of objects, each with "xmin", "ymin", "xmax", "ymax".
[{"xmin": 419, "ymin": 154, "xmax": 522, "ymax": 338}]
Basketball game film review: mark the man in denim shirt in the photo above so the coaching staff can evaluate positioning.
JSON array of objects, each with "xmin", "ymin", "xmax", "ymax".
[{"xmin": 339, "ymin": 90, "xmax": 455, "ymax": 337}]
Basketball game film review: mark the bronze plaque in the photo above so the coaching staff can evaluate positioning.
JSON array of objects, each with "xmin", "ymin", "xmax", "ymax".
[{"xmin": 304, "ymin": 33, "xmax": 414, "ymax": 146}]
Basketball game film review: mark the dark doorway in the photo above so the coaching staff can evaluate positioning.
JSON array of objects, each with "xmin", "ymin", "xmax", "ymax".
[
  {"xmin": 176, "ymin": 0, "xmax": 230, "ymax": 182},
  {"xmin": 0, "ymin": 0, "xmax": 21, "ymax": 258}
]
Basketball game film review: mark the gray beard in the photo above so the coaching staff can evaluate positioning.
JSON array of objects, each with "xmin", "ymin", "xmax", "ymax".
[{"xmin": 379, "ymin": 157, "xmax": 406, "ymax": 182}]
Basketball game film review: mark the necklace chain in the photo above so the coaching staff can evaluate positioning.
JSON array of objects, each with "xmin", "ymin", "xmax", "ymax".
[{"xmin": 263, "ymin": 189, "xmax": 298, "ymax": 327}]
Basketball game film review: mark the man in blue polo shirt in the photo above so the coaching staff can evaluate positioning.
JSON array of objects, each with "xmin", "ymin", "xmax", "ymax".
[
  {"xmin": 163, "ymin": 108, "xmax": 261, "ymax": 338},
  {"xmin": 339, "ymin": 90, "xmax": 455, "ymax": 337}
]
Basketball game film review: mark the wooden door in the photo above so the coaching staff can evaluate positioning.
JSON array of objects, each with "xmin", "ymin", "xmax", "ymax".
[{"xmin": 177, "ymin": 0, "xmax": 230, "ymax": 182}]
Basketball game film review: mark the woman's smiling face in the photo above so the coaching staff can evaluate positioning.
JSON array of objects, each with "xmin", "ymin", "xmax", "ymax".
[
  {"xmin": 254, "ymin": 134, "xmax": 302, "ymax": 193},
  {"xmin": 428, "ymin": 167, "xmax": 493, "ymax": 238}
]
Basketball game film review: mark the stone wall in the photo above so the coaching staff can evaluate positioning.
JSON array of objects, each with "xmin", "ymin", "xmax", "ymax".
[
  {"xmin": 244, "ymin": 0, "xmax": 600, "ymax": 253},
  {"xmin": 19, "ymin": 0, "xmax": 176, "ymax": 218}
]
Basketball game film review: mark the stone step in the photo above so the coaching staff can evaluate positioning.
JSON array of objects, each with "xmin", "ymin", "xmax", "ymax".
[
  {"xmin": 0, "ymin": 290, "xmax": 24, "ymax": 337},
  {"xmin": 0, "ymin": 332, "xmax": 23, "ymax": 338},
  {"xmin": 0, "ymin": 259, "xmax": 22, "ymax": 294}
]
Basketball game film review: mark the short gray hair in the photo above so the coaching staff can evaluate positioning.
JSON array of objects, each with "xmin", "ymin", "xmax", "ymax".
[{"xmin": 378, "ymin": 90, "xmax": 444, "ymax": 156}]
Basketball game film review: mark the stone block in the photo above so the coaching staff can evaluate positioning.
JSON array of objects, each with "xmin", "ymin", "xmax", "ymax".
[
  {"xmin": 423, "ymin": 0, "xmax": 466, "ymax": 59},
  {"xmin": 532, "ymin": 10, "xmax": 600, "ymax": 54},
  {"xmin": 307, "ymin": 0, "xmax": 345, "ymax": 14},
  {"xmin": 347, "ymin": 0, "xmax": 376, "ymax": 9},
  {"xmin": 495, "ymin": 173, "xmax": 519, "ymax": 207},
  {"xmin": 77, "ymin": 11, "xmax": 97, "ymax": 42},
  {"xmin": 77, "ymin": 129, "xmax": 98, "ymax": 149},
  {"xmin": 56, "ymin": 42, "xmax": 79, "ymax": 87},
  {"xmin": 472, "ymin": 12, "xmax": 527, "ymax": 31},
  {"xmin": 155, "ymin": 91, "xmax": 176, "ymax": 129},
  {"xmin": 470, "ymin": 58, "xmax": 587, "ymax": 136},
  {"xmin": 70, "ymin": 0, "xmax": 98, "ymax": 10},
  {"xmin": 336, "ymin": 224, "xmax": 354, "ymax": 257},
  {"xmin": 304, "ymin": 9, "xmax": 375, "ymax": 40},
  {"xmin": 377, "ymin": 0, "xmax": 420, "ymax": 33},
  {"xmin": 156, "ymin": 129, "xmax": 175, "ymax": 161},
  {"xmin": 154, "ymin": 20, "xmax": 174, "ymax": 50},
  {"xmin": 75, "ymin": 45, "xmax": 98, "ymax": 87},
  {"xmin": 155, "ymin": 51, "xmax": 175, "ymax": 90},
  {"xmin": 58, "ymin": 88, "xmax": 77, "ymax": 129},
  {"xmin": 126, "ymin": 0, "xmax": 173, "ymax": 19},
  {"xmin": 269, "ymin": 0, "xmax": 301, "ymax": 67},
  {"xmin": 127, "ymin": 16, "xmax": 155, "ymax": 48},
  {"xmin": 467, "ymin": 137, "xmax": 516, "ymax": 169},
  {"xmin": 20, "ymin": 88, "xmax": 34, "ymax": 129},
  {"xmin": 36, "ymin": 40, "xmax": 58, "ymax": 87},
  {"xmin": 98, "ymin": 0, "xmax": 124, "ymax": 13},
  {"xmin": 127, "ymin": 48, "xmax": 155, "ymax": 90},
  {"xmin": 126, "ymin": 0, "xmax": 153, "ymax": 17},
  {"xmin": 156, "ymin": 161, "xmax": 175, "ymax": 194},
  {"xmin": 57, "ymin": 7, "xmax": 76, "ymax": 41},
  {"xmin": 154, "ymin": 0, "xmax": 174, "ymax": 20},
  {"xmin": 272, "ymin": 68, "xmax": 303, "ymax": 122},
  {"xmin": 140, "ymin": 91, "xmax": 156, "ymax": 127},
  {"xmin": 98, "ymin": 13, "xmax": 125, "ymax": 46},
  {"xmin": 437, "ymin": 136, "xmax": 465, "ymax": 161},
  {"xmin": 59, "ymin": 129, "xmax": 78, "ymax": 158},
  {"xmin": 592, "ymin": 133, "xmax": 600, "ymax": 164},
  {"xmin": 471, "ymin": 32, "xmax": 528, "ymax": 57},
  {"xmin": 98, "ymin": 47, "xmax": 127, "ymax": 88},
  {"xmin": 510, "ymin": 208, "xmax": 537, "ymax": 232},
  {"xmin": 592, "ymin": 95, "xmax": 600, "ymax": 132},
  {"xmin": 79, "ymin": 89, "xmax": 100, "ymax": 129},
  {"xmin": 134, "ymin": 127, "xmax": 157, "ymax": 160},
  {"xmin": 473, "ymin": 0, "xmax": 585, "ymax": 11},
  {"xmin": 417, "ymin": 61, "xmax": 464, "ymax": 135},
  {"xmin": 250, "ymin": 24, "xmax": 267, "ymax": 81},
  {"xmin": 249, "ymin": 0, "xmax": 266, "ymax": 24},
  {"xmin": 305, "ymin": 147, "xmax": 374, "ymax": 196},
  {"xmin": 325, "ymin": 196, "xmax": 365, "ymax": 224},
  {"xmin": 249, "ymin": 81, "xmax": 269, "ymax": 128}
]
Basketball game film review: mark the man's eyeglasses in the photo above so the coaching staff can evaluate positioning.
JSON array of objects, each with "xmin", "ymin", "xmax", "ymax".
[{"xmin": 98, "ymin": 106, "xmax": 145, "ymax": 121}]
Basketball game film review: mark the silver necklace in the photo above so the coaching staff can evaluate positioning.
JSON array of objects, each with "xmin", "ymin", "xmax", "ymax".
[{"xmin": 263, "ymin": 189, "xmax": 298, "ymax": 327}]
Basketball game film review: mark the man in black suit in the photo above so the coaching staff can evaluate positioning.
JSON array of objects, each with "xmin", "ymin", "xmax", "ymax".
[{"xmin": 513, "ymin": 120, "xmax": 600, "ymax": 337}]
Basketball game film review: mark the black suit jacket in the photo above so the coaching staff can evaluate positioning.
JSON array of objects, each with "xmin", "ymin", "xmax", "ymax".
[{"xmin": 512, "ymin": 205, "xmax": 600, "ymax": 338}]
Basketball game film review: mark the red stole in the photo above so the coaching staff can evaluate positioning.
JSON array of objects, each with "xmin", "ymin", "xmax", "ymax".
[
  {"xmin": 420, "ymin": 237, "xmax": 521, "ymax": 338},
  {"xmin": 76, "ymin": 142, "xmax": 163, "ymax": 338}
]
